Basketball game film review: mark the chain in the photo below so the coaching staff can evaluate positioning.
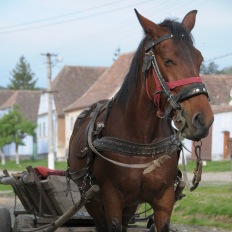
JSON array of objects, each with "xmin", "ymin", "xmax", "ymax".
[
  {"xmin": 190, "ymin": 140, "xmax": 203, "ymax": 191},
  {"xmin": 66, "ymin": 169, "xmax": 94, "ymax": 206}
]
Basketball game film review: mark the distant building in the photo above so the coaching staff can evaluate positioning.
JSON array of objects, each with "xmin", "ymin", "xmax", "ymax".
[
  {"xmin": 37, "ymin": 65, "xmax": 107, "ymax": 161},
  {"xmin": 0, "ymin": 90, "xmax": 41, "ymax": 158}
]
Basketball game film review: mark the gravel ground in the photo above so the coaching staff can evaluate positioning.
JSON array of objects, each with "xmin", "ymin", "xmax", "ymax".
[{"xmin": 0, "ymin": 172, "xmax": 232, "ymax": 231}]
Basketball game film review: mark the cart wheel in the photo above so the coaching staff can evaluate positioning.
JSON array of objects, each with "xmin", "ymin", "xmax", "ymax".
[
  {"xmin": 14, "ymin": 215, "xmax": 35, "ymax": 232},
  {"xmin": 0, "ymin": 207, "xmax": 12, "ymax": 232}
]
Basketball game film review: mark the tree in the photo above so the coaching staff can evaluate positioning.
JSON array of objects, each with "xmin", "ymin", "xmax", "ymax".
[
  {"xmin": 113, "ymin": 47, "xmax": 121, "ymax": 62},
  {"xmin": 0, "ymin": 106, "xmax": 36, "ymax": 164},
  {"xmin": 220, "ymin": 66, "xmax": 232, "ymax": 75},
  {"xmin": 8, "ymin": 56, "xmax": 37, "ymax": 89},
  {"xmin": 0, "ymin": 120, "xmax": 12, "ymax": 165},
  {"xmin": 200, "ymin": 61, "xmax": 220, "ymax": 75}
]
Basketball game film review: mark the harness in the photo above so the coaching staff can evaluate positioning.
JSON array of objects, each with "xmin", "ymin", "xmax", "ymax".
[{"xmin": 68, "ymin": 33, "xmax": 208, "ymax": 192}]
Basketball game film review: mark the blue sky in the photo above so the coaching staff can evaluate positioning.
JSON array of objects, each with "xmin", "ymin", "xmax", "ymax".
[{"xmin": 1, "ymin": 0, "xmax": 232, "ymax": 88}]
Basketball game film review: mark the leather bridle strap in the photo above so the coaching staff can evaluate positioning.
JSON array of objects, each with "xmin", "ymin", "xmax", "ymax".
[
  {"xmin": 143, "ymin": 33, "xmax": 209, "ymax": 117},
  {"xmin": 145, "ymin": 34, "xmax": 174, "ymax": 52}
]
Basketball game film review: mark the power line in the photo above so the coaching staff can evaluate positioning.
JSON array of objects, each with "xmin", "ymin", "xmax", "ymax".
[
  {"xmin": 0, "ymin": 0, "xmax": 152, "ymax": 35},
  {"xmin": 205, "ymin": 53, "xmax": 232, "ymax": 62},
  {"xmin": 0, "ymin": 1, "xmax": 120, "ymax": 30}
]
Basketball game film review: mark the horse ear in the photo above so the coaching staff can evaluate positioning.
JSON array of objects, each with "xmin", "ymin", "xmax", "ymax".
[
  {"xmin": 182, "ymin": 10, "xmax": 197, "ymax": 31},
  {"xmin": 134, "ymin": 9, "xmax": 160, "ymax": 35}
]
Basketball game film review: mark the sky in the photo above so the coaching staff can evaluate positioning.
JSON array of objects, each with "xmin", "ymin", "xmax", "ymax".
[{"xmin": 1, "ymin": 0, "xmax": 232, "ymax": 88}]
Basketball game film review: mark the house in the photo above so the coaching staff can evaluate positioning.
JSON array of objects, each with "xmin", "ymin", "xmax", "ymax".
[
  {"xmin": 37, "ymin": 65, "xmax": 107, "ymax": 161},
  {"xmin": 63, "ymin": 52, "xmax": 232, "ymax": 161},
  {"xmin": 0, "ymin": 90, "xmax": 41, "ymax": 158}
]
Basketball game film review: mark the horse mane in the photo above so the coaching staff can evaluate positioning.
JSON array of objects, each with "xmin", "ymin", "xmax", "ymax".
[
  {"xmin": 116, "ymin": 36, "xmax": 147, "ymax": 107},
  {"xmin": 116, "ymin": 18, "xmax": 194, "ymax": 108}
]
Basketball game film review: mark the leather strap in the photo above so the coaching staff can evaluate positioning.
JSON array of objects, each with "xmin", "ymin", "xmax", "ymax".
[
  {"xmin": 86, "ymin": 104, "xmax": 180, "ymax": 172},
  {"xmin": 145, "ymin": 34, "xmax": 174, "ymax": 52},
  {"xmin": 93, "ymin": 135, "xmax": 180, "ymax": 156}
]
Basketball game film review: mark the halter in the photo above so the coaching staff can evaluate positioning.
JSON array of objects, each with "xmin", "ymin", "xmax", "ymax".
[{"xmin": 143, "ymin": 34, "xmax": 209, "ymax": 117}]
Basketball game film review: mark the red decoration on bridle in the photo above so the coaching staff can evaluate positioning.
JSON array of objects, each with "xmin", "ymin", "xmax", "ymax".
[{"xmin": 146, "ymin": 70, "xmax": 203, "ymax": 113}]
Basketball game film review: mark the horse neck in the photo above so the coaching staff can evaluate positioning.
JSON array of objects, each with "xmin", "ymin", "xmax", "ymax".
[{"xmin": 111, "ymin": 81, "xmax": 173, "ymax": 143}]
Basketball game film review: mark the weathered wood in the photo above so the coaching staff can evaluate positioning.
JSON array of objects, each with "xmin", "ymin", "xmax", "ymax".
[
  {"xmin": 2, "ymin": 170, "xmax": 33, "ymax": 211},
  {"xmin": 0, "ymin": 176, "xmax": 17, "ymax": 185},
  {"xmin": 44, "ymin": 185, "xmax": 99, "ymax": 232},
  {"xmin": 41, "ymin": 175, "xmax": 81, "ymax": 215},
  {"xmin": 26, "ymin": 166, "xmax": 58, "ymax": 216}
]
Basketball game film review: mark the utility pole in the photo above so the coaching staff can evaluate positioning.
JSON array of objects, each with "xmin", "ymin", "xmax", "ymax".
[{"xmin": 41, "ymin": 53, "xmax": 57, "ymax": 169}]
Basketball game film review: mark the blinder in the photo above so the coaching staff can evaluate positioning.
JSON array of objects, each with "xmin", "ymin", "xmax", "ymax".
[{"xmin": 143, "ymin": 34, "xmax": 209, "ymax": 117}]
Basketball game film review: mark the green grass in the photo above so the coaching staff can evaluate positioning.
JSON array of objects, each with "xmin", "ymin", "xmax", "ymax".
[
  {"xmin": 138, "ymin": 184, "xmax": 232, "ymax": 229},
  {"xmin": 172, "ymin": 184, "xmax": 232, "ymax": 229},
  {"xmin": 0, "ymin": 159, "xmax": 67, "ymax": 172},
  {"xmin": 179, "ymin": 160, "xmax": 231, "ymax": 172}
]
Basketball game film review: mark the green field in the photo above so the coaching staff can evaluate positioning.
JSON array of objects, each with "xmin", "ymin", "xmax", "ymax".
[
  {"xmin": 138, "ymin": 184, "xmax": 232, "ymax": 230},
  {"xmin": 0, "ymin": 158, "xmax": 67, "ymax": 172},
  {"xmin": 179, "ymin": 160, "xmax": 231, "ymax": 172},
  {"xmin": 172, "ymin": 184, "xmax": 232, "ymax": 229}
]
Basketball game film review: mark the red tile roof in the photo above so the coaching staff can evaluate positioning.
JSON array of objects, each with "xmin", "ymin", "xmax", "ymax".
[
  {"xmin": 52, "ymin": 65, "xmax": 107, "ymax": 116},
  {"xmin": 0, "ymin": 90, "xmax": 42, "ymax": 122},
  {"xmin": 64, "ymin": 53, "xmax": 134, "ymax": 112},
  {"xmin": 202, "ymin": 75, "xmax": 232, "ymax": 106},
  {"xmin": 0, "ymin": 90, "xmax": 15, "ymax": 106}
]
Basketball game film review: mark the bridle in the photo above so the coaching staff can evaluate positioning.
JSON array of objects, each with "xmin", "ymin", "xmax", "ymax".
[{"xmin": 143, "ymin": 34, "xmax": 209, "ymax": 117}]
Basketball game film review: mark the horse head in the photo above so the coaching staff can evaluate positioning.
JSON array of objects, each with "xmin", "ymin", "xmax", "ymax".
[{"xmin": 136, "ymin": 10, "xmax": 214, "ymax": 141}]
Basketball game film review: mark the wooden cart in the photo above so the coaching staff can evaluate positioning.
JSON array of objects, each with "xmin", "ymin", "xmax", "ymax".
[{"xmin": 0, "ymin": 166, "xmax": 150, "ymax": 232}]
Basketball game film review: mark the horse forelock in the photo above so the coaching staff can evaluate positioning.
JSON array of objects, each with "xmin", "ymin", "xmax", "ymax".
[{"xmin": 159, "ymin": 19, "xmax": 194, "ymax": 44}]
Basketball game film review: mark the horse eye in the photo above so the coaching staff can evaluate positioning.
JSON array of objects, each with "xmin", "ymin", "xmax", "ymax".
[{"xmin": 164, "ymin": 58, "xmax": 173, "ymax": 65}]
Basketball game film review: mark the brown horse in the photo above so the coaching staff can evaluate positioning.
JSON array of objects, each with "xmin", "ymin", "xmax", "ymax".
[{"xmin": 68, "ymin": 10, "xmax": 214, "ymax": 232}]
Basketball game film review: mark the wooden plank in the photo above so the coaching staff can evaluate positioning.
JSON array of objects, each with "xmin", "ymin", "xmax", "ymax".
[
  {"xmin": 41, "ymin": 175, "xmax": 82, "ymax": 215},
  {"xmin": 26, "ymin": 166, "xmax": 58, "ymax": 216},
  {"xmin": 2, "ymin": 170, "xmax": 32, "ymax": 211}
]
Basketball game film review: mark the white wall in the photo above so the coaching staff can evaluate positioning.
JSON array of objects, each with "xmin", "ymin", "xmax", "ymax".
[
  {"xmin": 211, "ymin": 111, "xmax": 232, "ymax": 160},
  {"xmin": 65, "ymin": 110, "xmax": 83, "ymax": 153},
  {"xmin": 37, "ymin": 93, "xmax": 56, "ymax": 155}
]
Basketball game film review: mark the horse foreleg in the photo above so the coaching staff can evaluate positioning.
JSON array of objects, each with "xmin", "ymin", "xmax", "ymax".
[
  {"xmin": 151, "ymin": 188, "xmax": 175, "ymax": 232},
  {"xmin": 84, "ymin": 200, "xmax": 108, "ymax": 232},
  {"xmin": 101, "ymin": 187, "xmax": 124, "ymax": 232},
  {"xmin": 122, "ymin": 205, "xmax": 138, "ymax": 232}
]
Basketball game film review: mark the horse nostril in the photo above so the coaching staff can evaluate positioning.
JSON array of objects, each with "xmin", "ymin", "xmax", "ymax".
[{"xmin": 192, "ymin": 113, "xmax": 205, "ymax": 128}]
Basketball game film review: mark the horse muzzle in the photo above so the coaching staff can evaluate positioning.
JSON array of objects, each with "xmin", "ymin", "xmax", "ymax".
[{"xmin": 173, "ymin": 109, "xmax": 214, "ymax": 141}]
